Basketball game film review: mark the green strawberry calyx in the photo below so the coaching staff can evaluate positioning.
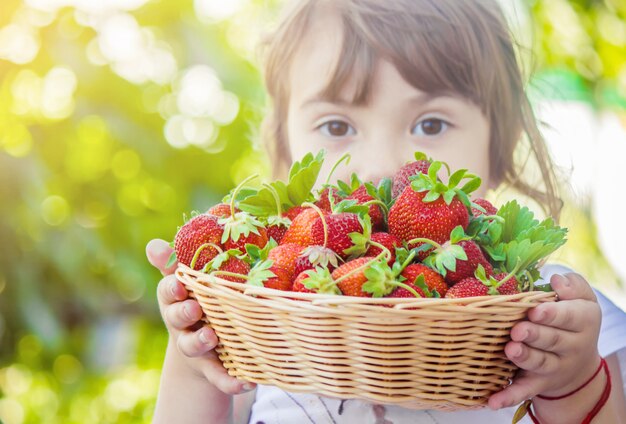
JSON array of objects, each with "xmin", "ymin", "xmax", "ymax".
[
  {"xmin": 344, "ymin": 214, "xmax": 373, "ymax": 259},
  {"xmin": 407, "ymin": 226, "xmax": 469, "ymax": 275},
  {"xmin": 301, "ymin": 266, "xmax": 341, "ymax": 295},
  {"xmin": 473, "ymin": 261, "xmax": 521, "ymax": 295},
  {"xmin": 244, "ymin": 239, "xmax": 278, "ymax": 266},
  {"xmin": 212, "ymin": 259, "xmax": 276, "ymax": 287},
  {"xmin": 201, "ymin": 248, "xmax": 243, "ymax": 273},
  {"xmin": 410, "ymin": 160, "xmax": 481, "ymax": 207},
  {"xmin": 219, "ymin": 174, "xmax": 266, "ymax": 244},
  {"xmin": 362, "ymin": 247, "xmax": 421, "ymax": 298}
]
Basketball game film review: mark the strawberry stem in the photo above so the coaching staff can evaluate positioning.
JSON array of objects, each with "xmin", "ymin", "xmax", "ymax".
[
  {"xmin": 324, "ymin": 153, "xmax": 351, "ymax": 186},
  {"xmin": 406, "ymin": 237, "xmax": 444, "ymax": 251},
  {"xmin": 230, "ymin": 174, "xmax": 259, "ymax": 217},
  {"xmin": 334, "ymin": 250, "xmax": 388, "ymax": 284},
  {"xmin": 389, "ymin": 281, "xmax": 422, "ymax": 298},
  {"xmin": 302, "ymin": 202, "xmax": 328, "ymax": 248},
  {"xmin": 263, "ymin": 183, "xmax": 283, "ymax": 216},
  {"xmin": 211, "ymin": 270, "xmax": 249, "ymax": 280},
  {"xmin": 495, "ymin": 258, "xmax": 522, "ymax": 289},
  {"xmin": 190, "ymin": 243, "xmax": 223, "ymax": 270},
  {"xmin": 367, "ymin": 240, "xmax": 392, "ymax": 263},
  {"xmin": 360, "ymin": 199, "xmax": 389, "ymax": 214}
]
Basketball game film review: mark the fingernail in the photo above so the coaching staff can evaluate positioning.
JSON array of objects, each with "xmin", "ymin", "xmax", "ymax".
[
  {"xmin": 199, "ymin": 328, "xmax": 210, "ymax": 345},
  {"xmin": 184, "ymin": 302, "xmax": 193, "ymax": 319},
  {"xmin": 511, "ymin": 345, "xmax": 522, "ymax": 357}
]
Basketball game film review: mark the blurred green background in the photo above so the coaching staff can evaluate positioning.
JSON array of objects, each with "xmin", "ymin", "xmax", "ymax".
[{"xmin": 0, "ymin": 0, "xmax": 625, "ymax": 423}]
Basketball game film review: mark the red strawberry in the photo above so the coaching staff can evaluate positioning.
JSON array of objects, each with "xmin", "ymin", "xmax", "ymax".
[
  {"xmin": 281, "ymin": 208, "xmax": 320, "ymax": 246},
  {"xmin": 365, "ymin": 232, "xmax": 402, "ymax": 265},
  {"xmin": 267, "ymin": 243, "xmax": 303, "ymax": 279},
  {"xmin": 264, "ymin": 265, "xmax": 293, "ymax": 291},
  {"xmin": 207, "ymin": 203, "xmax": 238, "ymax": 218},
  {"xmin": 293, "ymin": 246, "xmax": 341, "ymax": 277},
  {"xmin": 292, "ymin": 268, "xmax": 340, "ymax": 295},
  {"xmin": 443, "ymin": 240, "xmax": 493, "ymax": 285},
  {"xmin": 215, "ymin": 257, "xmax": 250, "ymax": 283},
  {"xmin": 267, "ymin": 224, "xmax": 288, "ymax": 244},
  {"xmin": 400, "ymin": 263, "xmax": 448, "ymax": 297},
  {"xmin": 387, "ymin": 280, "xmax": 426, "ymax": 298},
  {"xmin": 392, "ymin": 160, "xmax": 430, "ymax": 198},
  {"xmin": 311, "ymin": 213, "xmax": 364, "ymax": 260},
  {"xmin": 494, "ymin": 273, "xmax": 520, "ymax": 295},
  {"xmin": 332, "ymin": 257, "xmax": 372, "ymax": 297},
  {"xmin": 472, "ymin": 198, "xmax": 498, "ymax": 216},
  {"xmin": 315, "ymin": 187, "xmax": 343, "ymax": 212},
  {"xmin": 223, "ymin": 226, "xmax": 269, "ymax": 251},
  {"xmin": 388, "ymin": 189, "xmax": 468, "ymax": 258},
  {"xmin": 284, "ymin": 206, "xmax": 307, "ymax": 221},
  {"xmin": 174, "ymin": 214, "xmax": 224, "ymax": 270},
  {"xmin": 444, "ymin": 277, "xmax": 489, "ymax": 298},
  {"xmin": 346, "ymin": 186, "xmax": 385, "ymax": 231}
]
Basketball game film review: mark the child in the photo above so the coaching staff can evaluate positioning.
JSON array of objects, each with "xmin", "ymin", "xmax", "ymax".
[{"xmin": 147, "ymin": 0, "xmax": 626, "ymax": 422}]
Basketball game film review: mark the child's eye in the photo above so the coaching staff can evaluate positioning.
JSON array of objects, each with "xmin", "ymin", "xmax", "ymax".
[
  {"xmin": 411, "ymin": 118, "xmax": 449, "ymax": 136},
  {"xmin": 318, "ymin": 120, "xmax": 356, "ymax": 138}
]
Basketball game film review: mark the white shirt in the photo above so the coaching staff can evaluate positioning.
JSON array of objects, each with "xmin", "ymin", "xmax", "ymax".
[{"xmin": 248, "ymin": 264, "xmax": 626, "ymax": 424}]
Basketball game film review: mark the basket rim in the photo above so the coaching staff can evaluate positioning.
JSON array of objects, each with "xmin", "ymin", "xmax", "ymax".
[{"xmin": 176, "ymin": 264, "xmax": 556, "ymax": 309}]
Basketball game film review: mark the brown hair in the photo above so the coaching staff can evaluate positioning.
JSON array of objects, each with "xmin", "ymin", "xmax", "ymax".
[{"xmin": 260, "ymin": 0, "xmax": 562, "ymax": 220}]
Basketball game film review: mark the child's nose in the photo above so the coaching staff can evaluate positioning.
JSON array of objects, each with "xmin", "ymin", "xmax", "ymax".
[{"xmin": 355, "ymin": 146, "xmax": 403, "ymax": 184}]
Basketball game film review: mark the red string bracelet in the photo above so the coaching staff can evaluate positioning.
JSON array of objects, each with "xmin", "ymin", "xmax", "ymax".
[
  {"xmin": 527, "ymin": 357, "xmax": 612, "ymax": 424},
  {"xmin": 538, "ymin": 358, "xmax": 605, "ymax": 400}
]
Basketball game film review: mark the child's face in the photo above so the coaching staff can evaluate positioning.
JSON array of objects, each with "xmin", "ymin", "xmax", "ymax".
[{"xmin": 285, "ymin": 11, "xmax": 492, "ymax": 196}]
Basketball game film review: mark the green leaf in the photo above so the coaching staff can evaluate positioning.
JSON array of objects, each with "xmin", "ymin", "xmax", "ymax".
[
  {"xmin": 449, "ymin": 225, "xmax": 465, "ymax": 243},
  {"xmin": 443, "ymin": 189, "xmax": 456, "ymax": 205},
  {"xmin": 428, "ymin": 161, "xmax": 442, "ymax": 182},
  {"xmin": 460, "ymin": 176, "xmax": 482, "ymax": 194},
  {"xmin": 448, "ymin": 169, "xmax": 467, "ymax": 188},
  {"xmin": 422, "ymin": 190, "xmax": 441, "ymax": 203},
  {"xmin": 414, "ymin": 151, "xmax": 428, "ymax": 161},
  {"xmin": 287, "ymin": 150, "xmax": 325, "ymax": 205}
]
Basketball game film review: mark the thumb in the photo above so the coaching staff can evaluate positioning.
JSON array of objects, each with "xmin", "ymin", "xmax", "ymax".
[{"xmin": 146, "ymin": 238, "xmax": 177, "ymax": 275}]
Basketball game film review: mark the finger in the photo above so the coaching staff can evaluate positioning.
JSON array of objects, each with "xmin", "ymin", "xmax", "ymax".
[
  {"xmin": 551, "ymin": 273, "xmax": 597, "ymax": 302},
  {"xmin": 164, "ymin": 299, "xmax": 203, "ymax": 330},
  {"xmin": 177, "ymin": 326, "xmax": 218, "ymax": 358},
  {"xmin": 510, "ymin": 321, "xmax": 575, "ymax": 354},
  {"xmin": 505, "ymin": 341, "xmax": 560, "ymax": 375},
  {"xmin": 527, "ymin": 300, "xmax": 597, "ymax": 332},
  {"xmin": 488, "ymin": 374, "xmax": 545, "ymax": 410},
  {"xmin": 199, "ymin": 359, "xmax": 257, "ymax": 395},
  {"xmin": 157, "ymin": 274, "xmax": 188, "ymax": 306},
  {"xmin": 147, "ymin": 238, "xmax": 177, "ymax": 275}
]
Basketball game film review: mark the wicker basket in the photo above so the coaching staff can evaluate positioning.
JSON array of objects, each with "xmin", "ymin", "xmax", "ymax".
[{"xmin": 177, "ymin": 264, "xmax": 556, "ymax": 411}]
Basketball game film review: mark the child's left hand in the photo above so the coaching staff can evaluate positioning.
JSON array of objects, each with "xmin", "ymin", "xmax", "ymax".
[{"xmin": 488, "ymin": 273, "xmax": 602, "ymax": 410}]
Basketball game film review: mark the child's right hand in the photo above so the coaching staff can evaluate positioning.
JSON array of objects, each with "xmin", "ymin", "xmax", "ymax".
[{"xmin": 146, "ymin": 238, "xmax": 256, "ymax": 395}]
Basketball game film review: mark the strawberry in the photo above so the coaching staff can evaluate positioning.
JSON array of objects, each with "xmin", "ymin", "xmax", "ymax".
[
  {"xmin": 332, "ymin": 257, "xmax": 373, "ymax": 297},
  {"xmin": 400, "ymin": 263, "xmax": 448, "ymax": 297},
  {"xmin": 284, "ymin": 206, "xmax": 307, "ymax": 221},
  {"xmin": 442, "ymin": 240, "xmax": 493, "ymax": 285},
  {"xmin": 388, "ymin": 160, "xmax": 478, "ymax": 259},
  {"xmin": 391, "ymin": 153, "xmax": 431, "ymax": 198},
  {"xmin": 444, "ymin": 265, "xmax": 519, "ymax": 298},
  {"xmin": 223, "ymin": 226, "xmax": 269, "ymax": 251},
  {"xmin": 293, "ymin": 246, "xmax": 341, "ymax": 277},
  {"xmin": 207, "ymin": 203, "xmax": 238, "ymax": 218},
  {"xmin": 444, "ymin": 277, "xmax": 489, "ymax": 298},
  {"xmin": 389, "ymin": 189, "xmax": 467, "ymax": 258},
  {"xmin": 365, "ymin": 232, "xmax": 402, "ymax": 265},
  {"xmin": 472, "ymin": 198, "xmax": 498, "ymax": 216},
  {"xmin": 311, "ymin": 212, "xmax": 364, "ymax": 260},
  {"xmin": 281, "ymin": 208, "xmax": 320, "ymax": 246},
  {"xmin": 315, "ymin": 187, "xmax": 343, "ymax": 212},
  {"xmin": 494, "ymin": 273, "xmax": 520, "ymax": 295},
  {"xmin": 292, "ymin": 267, "xmax": 340, "ymax": 294},
  {"xmin": 346, "ymin": 186, "xmax": 385, "ymax": 231},
  {"xmin": 387, "ymin": 280, "xmax": 426, "ymax": 298},
  {"xmin": 264, "ymin": 265, "xmax": 293, "ymax": 291},
  {"xmin": 261, "ymin": 183, "xmax": 291, "ymax": 244},
  {"xmin": 267, "ymin": 243, "xmax": 304, "ymax": 279},
  {"xmin": 174, "ymin": 214, "xmax": 224, "ymax": 270},
  {"xmin": 202, "ymin": 249, "xmax": 250, "ymax": 283}
]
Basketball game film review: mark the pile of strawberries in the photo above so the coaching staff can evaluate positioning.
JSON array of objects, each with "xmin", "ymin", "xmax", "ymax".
[{"xmin": 170, "ymin": 151, "xmax": 567, "ymax": 299}]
